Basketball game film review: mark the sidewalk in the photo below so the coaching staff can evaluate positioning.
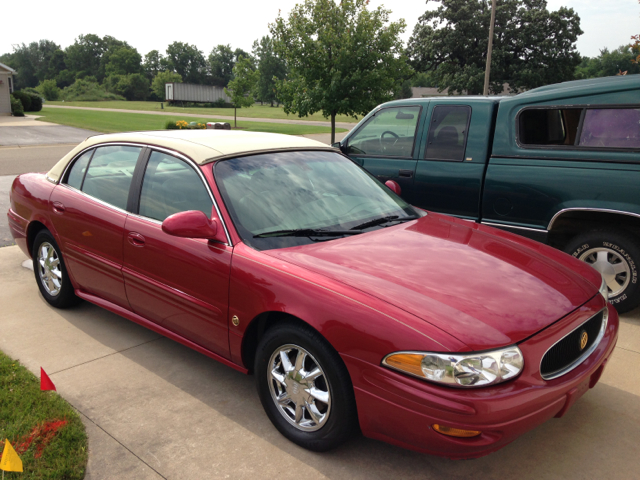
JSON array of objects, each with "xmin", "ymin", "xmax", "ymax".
[{"xmin": 1, "ymin": 245, "xmax": 639, "ymax": 479}]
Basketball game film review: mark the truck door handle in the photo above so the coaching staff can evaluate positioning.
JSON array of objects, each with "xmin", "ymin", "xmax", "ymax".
[
  {"xmin": 399, "ymin": 169, "xmax": 413, "ymax": 178},
  {"xmin": 127, "ymin": 232, "xmax": 145, "ymax": 247},
  {"xmin": 52, "ymin": 202, "xmax": 65, "ymax": 214}
]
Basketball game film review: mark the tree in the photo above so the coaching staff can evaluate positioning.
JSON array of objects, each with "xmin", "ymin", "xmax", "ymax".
[
  {"xmin": 143, "ymin": 50, "xmax": 164, "ymax": 81},
  {"xmin": 151, "ymin": 71, "xmax": 183, "ymax": 101},
  {"xmin": 1, "ymin": 40, "xmax": 61, "ymax": 89},
  {"xmin": 271, "ymin": 0, "xmax": 412, "ymax": 143},
  {"xmin": 252, "ymin": 36, "xmax": 287, "ymax": 106},
  {"xmin": 105, "ymin": 46, "xmax": 143, "ymax": 76},
  {"xmin": 165, "ymin": 42, "xmax": 207, "ymax": 84},
  {"xmin": 104, "ymin": 73, "xmax": 149, "ymax": 100},
  {"xmin": 631, "ymin": 1, "xmax": 640, "ymax": 65},
  {"xmin": 407, "ymin": 0, "xmax": 583, "ymax": 95},
  {"xmin": 209, "ymin": 44, "xmax": 236, "ymax": 86},
  {"xmin": 575, "ymin": 46, "xmax": 640, "ymax": 79},
  {"xmin": 224, "ymin": 57, "xmax": 258, "ymax": 127}
]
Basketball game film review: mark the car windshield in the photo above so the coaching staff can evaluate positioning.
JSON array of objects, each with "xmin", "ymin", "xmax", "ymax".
[{"xmin": 214, "ymin": 150, "xmax": 422, "ymax": 250}]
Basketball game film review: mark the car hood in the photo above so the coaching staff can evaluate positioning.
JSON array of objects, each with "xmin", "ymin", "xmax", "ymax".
[{"xmin": 263, "ymin": 214, "xmax": 597, "ymax": 350}]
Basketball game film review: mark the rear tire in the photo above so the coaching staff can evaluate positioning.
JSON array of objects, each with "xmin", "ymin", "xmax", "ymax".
[
  {"xmin": 255, "ymin": 321, "xmax": 357, "ymax": 452},
  {"xmin": 565, "ymin": 229, "xmax": 640, "ymax": 313},
  {"xmin": 32, "ymin": 230, "xmax": 80, "ymax": 308}
]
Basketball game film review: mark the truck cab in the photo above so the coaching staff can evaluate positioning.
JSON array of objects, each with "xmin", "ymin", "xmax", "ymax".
[{"xmin": 337, "ymin": 76, "xmax": 640, "ymax": 313}]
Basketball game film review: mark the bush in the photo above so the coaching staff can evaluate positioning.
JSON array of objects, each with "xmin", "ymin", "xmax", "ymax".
[
  {"xmin": 61, "ymin": 78, "xmax": 125, "ymax": 101},
  {"xmin": 165, "ymin": 120, "xmax": 206, "ymax": 130},
  {"xmin": 104, "ymin": 73, "xmax": 149, "ymax": 101},
  {"xmin": 12, "ymin": 91, "xmax": 32, "ymax": 111},
  {"xmin": 37, "ymin": 79, "xmax": 61, "ymax": 101},
  {"xmin": 10, "ymin": 95, "xmax": 24, "ymax": 116},
  {"xmin": 28, "ymin": 93, "xmax": 43, "ymax": 112},
  {"xmin": 165, "ymin": 120, "xmax": 179, "ymax": 129}
]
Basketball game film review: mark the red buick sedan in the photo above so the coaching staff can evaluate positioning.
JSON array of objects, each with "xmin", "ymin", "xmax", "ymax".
[{"xmin": 7, "ymin": 130, "xmax": 618, "ymax": 458}]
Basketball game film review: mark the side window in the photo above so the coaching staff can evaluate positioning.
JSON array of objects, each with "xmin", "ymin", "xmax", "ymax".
[
  {"xmin": 81, "ymin": 146, "xmax": 141, "ymax": 210},
  {"xmin": 425, "ymin": 105, "xmax": 471, "ymax": 162},
  {"xmin": 578, "ymin": 108, "xmax": 640, "ymax": 148},
  {"xmin": 139, "ymin": 151, "xmax": 213, "ymax": 222},
  {"xmin": 518, "ymin": 108, "xmax": 582, "ymax": 146},
  {"xmin": 347, "ymin": 106, "xmax": 420, "ymax": 157},
  {"xmin": 65, "ymin": 150, "xmax": 93, "ymax": 190}
]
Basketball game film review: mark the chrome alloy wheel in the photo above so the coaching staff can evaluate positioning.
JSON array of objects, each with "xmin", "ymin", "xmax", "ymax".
[
  {"xmin": 37, "ymin": 242, "xmax": 62, "ymax": 296},
  {"xmin": 580, "ymin": 247, "xmax": 631, "ymax": 297},
  {"xmin": 267, "ymin": 344, "xmax": 331, "ymax": 432}
]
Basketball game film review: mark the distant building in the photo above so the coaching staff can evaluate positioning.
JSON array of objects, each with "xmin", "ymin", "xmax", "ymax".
[{"xmin": 0, "ymin": 63, "xmax": 17, "ymax": 116}]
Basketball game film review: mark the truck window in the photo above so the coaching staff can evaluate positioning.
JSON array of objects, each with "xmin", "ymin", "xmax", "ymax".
[
  {"xmin": 346, "ymin": 106, "xmax": 420, "ymax": 157},
  {"xmin": 578, "ymin": 108, "xmax": 640, "ymax": 149},
  {"xmin": 518, "ymin": 108, "xmax": 582, "ymax": 146},
  {"xmin": 424, "ymin": 105, "xmax": 471, "ymax": 162}
]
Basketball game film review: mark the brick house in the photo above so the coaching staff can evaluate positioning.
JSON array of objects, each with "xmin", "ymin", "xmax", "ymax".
[{"xmin": 0, "ymin": 62, "xmax": 17, "ymax": 116}]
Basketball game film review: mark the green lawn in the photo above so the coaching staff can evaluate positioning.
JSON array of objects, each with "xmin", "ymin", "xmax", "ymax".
[
  {"xmin": 35, "ymin": 108, "xmax": 346, "ymax": 135},
  {"xmin": 0, "ymin": 351, "xmax": 87, "ymax": 479},
  {"xmin": 46, "ymin": 101, "xmax": 360, "ymax": 124}
]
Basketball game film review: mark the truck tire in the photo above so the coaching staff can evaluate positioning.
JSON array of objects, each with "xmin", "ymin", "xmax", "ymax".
[{"xmin": 565, "ymin": 229, "xmax": 640, "ymax": 313}]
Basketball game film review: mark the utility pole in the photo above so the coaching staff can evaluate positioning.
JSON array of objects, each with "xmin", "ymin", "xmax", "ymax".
[{"xmin": 483, "ymin": 0, "xmax": 497, "ymax": 96}]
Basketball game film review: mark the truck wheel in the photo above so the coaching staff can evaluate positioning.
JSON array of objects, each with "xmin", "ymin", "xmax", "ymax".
[{"xmin": 565, "ymin": 229, "xmax": 640, "ymax": 313}]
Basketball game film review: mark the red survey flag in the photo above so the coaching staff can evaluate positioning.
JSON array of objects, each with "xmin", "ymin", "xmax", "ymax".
[{"xmin": 40, "ymin": 368, "xmax": 56, "ymax": 391}]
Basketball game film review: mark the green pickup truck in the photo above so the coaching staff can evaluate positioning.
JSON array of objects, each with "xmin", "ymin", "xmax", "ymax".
[{"xmin": 335, "ymin": 75, "xmax": 640, "ymax": 312}]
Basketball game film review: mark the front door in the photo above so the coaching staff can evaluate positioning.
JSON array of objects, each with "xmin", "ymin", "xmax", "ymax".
[
  {"xmin": 345, "ymin": 105, "xmax": 424, "ymax": 204},
  {"xmin": 122, "ymin": 150, "xmax": 232, "ymax": 357}
]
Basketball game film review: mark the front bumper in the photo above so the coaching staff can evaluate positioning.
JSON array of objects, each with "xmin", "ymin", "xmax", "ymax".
[{"xmin": 343, "ymin": 297, "xmax": 618, "ymax": 459}]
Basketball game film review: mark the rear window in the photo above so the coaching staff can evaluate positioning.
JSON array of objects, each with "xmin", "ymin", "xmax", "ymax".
[{"xmin": 518, "ymin": 107, "xmax": 640, "ymax": 150}]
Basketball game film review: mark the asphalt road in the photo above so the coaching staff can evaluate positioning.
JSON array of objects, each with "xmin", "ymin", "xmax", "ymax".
[{"xmin": 0, "ymin": 125, "xmax": 92, "ymax": 146}]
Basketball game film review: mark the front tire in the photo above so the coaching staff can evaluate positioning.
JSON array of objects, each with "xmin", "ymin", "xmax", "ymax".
[
  {"xmin": 255, "ymin": 321, "xmax": 357, "ymax": 452},
  {"xmin": 565, "ymin": 229, "xmax": 640, "ymax": 313},
  {"xmin": 32, "ymin": 230, "xmax": 80, "ymax": 308}
]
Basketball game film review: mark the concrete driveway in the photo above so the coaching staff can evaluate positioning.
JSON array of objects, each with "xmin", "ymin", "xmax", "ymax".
[
  {"xmin": 0, "ymin": 245, "xmax": 638, "ymax": 479},
  {"xmin": 0, "ymin": 114, "xmax": 94, "ymax": 147}
]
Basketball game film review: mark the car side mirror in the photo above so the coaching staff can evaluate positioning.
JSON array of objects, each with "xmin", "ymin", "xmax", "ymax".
[
  {"xmin": 385, "ymin": 180, "xmax": 402, "ymax": 195},
  {"xmin": 162, "ymin": 208, "xmax": 226, "ymax": 243}
]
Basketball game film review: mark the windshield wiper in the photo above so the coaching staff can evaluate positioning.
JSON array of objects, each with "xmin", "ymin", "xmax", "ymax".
[
  {"xmin": 254, "ymin": 228, "xmax": 363, "ymax": 238},
  {"xmin": 350, "ymin": 215, "xmax": 417, "ymax": 231}
]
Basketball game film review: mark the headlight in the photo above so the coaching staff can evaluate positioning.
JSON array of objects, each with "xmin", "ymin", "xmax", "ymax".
[
  {"xmin": 599, "ymin": 276, "xmax": 609, "ymax": 301},
  {"xmin": 383, "ymin": 345, "xmax": 524, "ymax": 387}
]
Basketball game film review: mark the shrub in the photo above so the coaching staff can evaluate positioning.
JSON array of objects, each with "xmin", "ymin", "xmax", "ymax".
[
  {"xmin": 165, "ymin": 120, "xmax": 179, "ymax": 129},
  {"xmin": 28, "ymin": 93, "xmax": 43, "ymax": 112},
  {"xmin": 104, "ymin": 73, "xmax": 149, "ymax": 101},
  {"xmin": 12, "ymin": 91, "xmax": 32, "ymax": 111},
  {"xmin": 10, "ymin": 95, "xmax": 24, "ymax": 116},
  {"xmin": 61, "ymin": 78, "xmax": 125, "ymax": 101},
  {"xmin": 37, "ymin": 79, "xmax": 61, "ymax": 101},
  {"xmin": 165, "ymin": 120, "xmax": 206, "ymax": 130}
]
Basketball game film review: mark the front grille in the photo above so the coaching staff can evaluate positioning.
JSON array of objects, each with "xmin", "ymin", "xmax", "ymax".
[{"xmin": 540, "ymin": 309, "xmax": 606, "ymax": 380}]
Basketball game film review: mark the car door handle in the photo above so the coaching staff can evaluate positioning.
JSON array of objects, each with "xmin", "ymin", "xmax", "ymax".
[
  {"xmin": 52, "ymin": 201, "xmax": 65, "ymax": 214},
  {"xmin": 127, "ymin": 232, "xmax": 145, "ymax": 247},
  {"xmin": 399, "ymin": 169, "xmax": 413, "ymax": 178}
]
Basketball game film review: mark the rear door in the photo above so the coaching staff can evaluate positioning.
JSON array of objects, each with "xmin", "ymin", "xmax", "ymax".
[
  {"xmin": 344, "ymin": 105, "xmax": 424, "ymax": 204},
  {"xmin": 50, "ymin": 144, "xmax": 143, "ymax": 308}
]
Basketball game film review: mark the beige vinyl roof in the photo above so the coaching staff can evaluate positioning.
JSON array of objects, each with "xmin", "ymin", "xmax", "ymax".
[{"xmin": 47, "ymin": 130, "xmax": 333, "ymax": 183}]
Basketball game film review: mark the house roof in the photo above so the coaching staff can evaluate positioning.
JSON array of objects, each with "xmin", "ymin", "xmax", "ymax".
[
  {"xmin": 47, "ymin": 130, "xmax": 332, "ymax": 182},
  {"xmin": 0, "ymin": 62, "xmax": 16, "ymax": 74}
]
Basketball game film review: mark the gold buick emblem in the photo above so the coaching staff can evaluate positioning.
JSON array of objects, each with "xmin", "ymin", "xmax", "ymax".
[{"xmin": 579, "ymin": 330, "xmax": 588, "ymax": 351}]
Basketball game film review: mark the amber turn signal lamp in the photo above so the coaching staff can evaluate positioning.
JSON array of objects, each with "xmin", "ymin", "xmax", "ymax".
[
  {"xmin": 432, "ymin": 424, "xmax": 482, "ymax": 438},
  {"xmin": 384, "ymin": 353, "xmax": 424, "ymax": 377}
]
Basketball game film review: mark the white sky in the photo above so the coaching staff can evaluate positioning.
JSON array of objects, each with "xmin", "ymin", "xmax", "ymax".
[{"xmin": 1, "ymin": 0, "xmax": 638, "ymax": 60}]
